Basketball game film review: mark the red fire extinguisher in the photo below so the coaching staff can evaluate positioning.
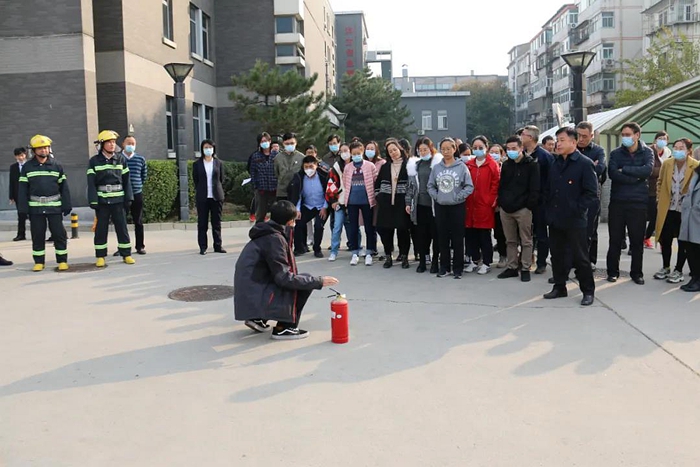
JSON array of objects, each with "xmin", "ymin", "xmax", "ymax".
[{"xmin": 330, "ymin": 289, "xmax": 349, "ymax": 344}]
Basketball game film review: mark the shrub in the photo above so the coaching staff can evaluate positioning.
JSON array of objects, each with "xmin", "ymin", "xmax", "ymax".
[{"xmin": 142, "ymin": 160, "xmax": 178, "ymax": 223}]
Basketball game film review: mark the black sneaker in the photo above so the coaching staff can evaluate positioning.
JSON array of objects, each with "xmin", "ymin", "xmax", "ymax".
[
  {"xmin": 497, "ymin": 268, "xmax": 519, "ymax": 279},
  {"xmin": 437, "ymin": 270, "xmax": 449, "ymax": 278},
  {"xmin": 245, "ymin": 320, "xmax": 270, "ymax": 333},
  {"xmin": 430, "ymin": 263, "xmax": 439, "ymax": 274},
  {"xmin": 454, "ymin": 273, "xmax": 462, "ymax": 280},
  {"xmin": 314, "ymin": 251, "xmax": 324, "ymax": 258},
  {"xmin": 521, "ymin": 270, "xmax": 531, "ymax": 282},
  {"xmin": 271, "ymin": 327, "xmax": 309, "ymax": 340}
]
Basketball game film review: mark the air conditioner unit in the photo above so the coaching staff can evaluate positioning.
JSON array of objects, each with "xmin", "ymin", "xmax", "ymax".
[
  {"xmin": 417, "ymin": 129, "xmax": 425, "ymax": 136},
  {"xmin": 603, "ymin": 58, "xmax": 615, "ymax": 68}
]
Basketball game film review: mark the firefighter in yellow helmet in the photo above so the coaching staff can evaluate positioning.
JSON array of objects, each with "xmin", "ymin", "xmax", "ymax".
[
  {"xmin": 87, "ymin": 130, "xmax": 135, "ymax": 267},
  {"xmin": 17, "ymin": 135, "xmax": 72, "ymax": 272}
]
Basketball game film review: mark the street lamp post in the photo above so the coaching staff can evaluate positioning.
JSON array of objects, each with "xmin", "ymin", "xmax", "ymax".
[
  {"xmin": 561, "ymin": 51, "xmax": 596, "ymax": 125},
  {"xmin": 164, "ymin": 62, "xmax": 194, "ymax": 222}
]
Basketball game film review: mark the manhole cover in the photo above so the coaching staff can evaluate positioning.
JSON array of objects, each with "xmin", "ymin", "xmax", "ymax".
[
  {"xmin": 54, "ymin": 263, "xmax": 107, "ymax": 273},
  {"xmin": 168, "ymin": 285, "xmax": 234, "ymax": 302}
]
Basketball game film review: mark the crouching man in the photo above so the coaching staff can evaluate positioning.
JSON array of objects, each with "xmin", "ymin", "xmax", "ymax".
[{"xmin": 234, "ymin": 200, "xmax": 339, "ymax": 340}]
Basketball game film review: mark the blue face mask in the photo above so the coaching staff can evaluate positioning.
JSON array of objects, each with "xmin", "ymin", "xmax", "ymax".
[
  {"xmin": 285, "ymin": 144, "xmax": 296, "ymax": 153},
  {"xmin": 329, "ymin": 144, "xmax": 340, "ymax": 153},
  {"xmin": 260, "ymin": 141, "xmax": 270, "ymax": 150},
  {"xmin": 507, "ymin": 150, "xmax": 520, "ymax": 160},
  {"xmin": 673, "ymin": 150, "xmax": 687, "ymax": 160},
  {"xmin": 203, "ymin": 148, "xmax": 214, "ymax": 157},
  {"xmin": 473, "ymin": 149, "xmax": 486, "ymax": 158},
  {"xmin": 124, "ymin": 145, "xmax": 135, "ymax": 154},
  {"xmin": 656, "ymin": 139, "xmax": 667, "ymax": 149},
  {"xmin": 489, "ymin": 153, "xmax": 501, "ymax": 162},
  {"xmin": 365, "ymin": 150, "xmax": 376, "ymax": 159},
  {"xmin": 421, "ymin": 155, "xmax": 431, "ymax": 162},
  {"xmin": 621, "ymin": 136, "xmax": 635, "ymax": 148},
  {"xmin": 352, "ymin": 155, "xmax": 363, "ymax": 164}
]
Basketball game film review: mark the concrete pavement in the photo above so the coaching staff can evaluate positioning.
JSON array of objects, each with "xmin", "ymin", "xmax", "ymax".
[{"xmin": 1, "ymin": 225, "xmax": 699, "ymax": 466}]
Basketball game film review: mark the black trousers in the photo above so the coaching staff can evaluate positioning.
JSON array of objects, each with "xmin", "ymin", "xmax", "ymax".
[
  {"xmin": 30, "ymin": 213, "xmax": 67, "ymax": 264},
  {"xmin": 587, "ymin": 198, "xmax": 601, "ymax": 264},
  {"xmin": 129, "ymin": 192, "xmax": 145, "ymax": 250},
  {"xmin": 197, "ymin": 198, "xmax": 223, "ymax": 251},
  {"xmin": 255, "ymin": 191, "xmax": 276, "ymax": 223},
  {"xmin": 435, "ymin": 202, "xmax": 466, "ymax": 274},
  {"xmin": 607, "ymin": 202, "xmax": 647, "ymax": 278},
  {"xmin": 494, "ymin": 212, "xmax": 507, "ymax": 257},
  {"xmin": 686, "ymin": 242, "xmax": 700, "ymax": 278},
  {"xmin": 17, "ymin": 210, "xmax": 28, "ymax": 237},
  {"xmin": 379, "ymin": 227, "xmax": 410, "ymax": 257},
  {"xmin": 95, "ymin": 204, "xmax": 131, "ymax": 257},
  {"xmin": 294, "ymin": 206, "xmax": 328, "ymax": 254},
  {"xmin": 277, "ymin": 289, "xmax": 312, "ymax": 328},
  {"xmin": 465, "ymin": 228, "xmax": 494, "ymax": 266},
  {"xmin": 550, "ymin": 226, "xmax": 595, "ymax": 294},
  {"xmin": 659, "ymin": 210, "xmax": 687, "ymax": 272},
  {"xmin": 645, "ymin": 195, "xmax": 658, "ymax": 239},
  {"xmin": 533, "ymin": 206, "xmax": 549, "ymax": 268},
  {"xmin": 415, "ymin": 205, "xmax": 439, "ymax": 263}
]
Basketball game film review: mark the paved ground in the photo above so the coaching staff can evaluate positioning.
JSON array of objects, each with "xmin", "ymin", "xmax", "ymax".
[{"xmin": 1, "ymin": 224, "xmax": 699, "ymax": 466}]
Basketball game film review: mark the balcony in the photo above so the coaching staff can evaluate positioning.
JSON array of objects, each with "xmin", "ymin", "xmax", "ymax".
[
  {"xmin": 275, "ymin": 32, "xmax": 305, "ymax": 47},
  {"xmin": 275, "ymin": 55, "xmax": 306, "ymax": 68},
  {"xmin": 274, "ymin": 0, "xmax": 304, "ymax": 19},
  {"xmin": 572, "ymin": 20, "xmax": 590, "ymax": 45}
]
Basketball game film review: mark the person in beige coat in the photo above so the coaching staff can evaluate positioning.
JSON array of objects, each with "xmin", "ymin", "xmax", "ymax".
[{"xmin": 653, "ymin": 138, "xmax": 700, "ymax": 284}]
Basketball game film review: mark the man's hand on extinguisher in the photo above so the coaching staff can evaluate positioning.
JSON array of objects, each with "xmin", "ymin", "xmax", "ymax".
[{"xmin": 322, "ymin": 276, "xmax": 339, "ymax": 287}]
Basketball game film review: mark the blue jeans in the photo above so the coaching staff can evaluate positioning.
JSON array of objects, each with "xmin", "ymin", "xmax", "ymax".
[
  {"xmin": 347, "ymin": 204, "xmax": 376, "ymax": 255},
  {"xmin": 330, "ymin": 207, "xmax": 363, "ymax": 254}
]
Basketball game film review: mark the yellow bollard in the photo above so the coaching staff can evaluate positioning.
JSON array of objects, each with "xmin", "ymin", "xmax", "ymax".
[{"xmin": 70, "ymin": 213, "xmax": 79, "ymax": 239}]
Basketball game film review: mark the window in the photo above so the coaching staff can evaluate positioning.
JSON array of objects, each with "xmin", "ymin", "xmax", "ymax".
[
  {"xmin": 162, "ymin": 0, "xmax": 173, "ymax": 40},
  {"xmin": 276, "ymin": 16, "xmax": 294, "ymax": 33},
  {"xmin": 421, "ymin": 111, "xmax": 432, "ymax": 131},
  {"xmin": 204, "ymin": 106, "xmax": 214, "ymax": 141},
  {"xmin": 602, "ymin": 12, "xmax": 614, "ymax": 28},
  {"xmin": 189, "ymin": 4, "xmax": 212, "ymax": 61},
  {"xmin": 193, "ymin": 103, "xmax": 201, "ymax": 152},
  {"xmin": 603, "ymin": 75, "xmax": 616, "ymax": 91},
  {"xmin": 278, "ymin": 64, "xmax": 298, "ymax": 74},
  {"xmin": 437, "ymin": 110, "xmax": 448, "ymax": 130},
  {"xmin": 276, "ymin": 45, "xmax": 295, "ymax": 57},
  {"xmin": 166, "ymin": 97, "xmax": 175, "ymax": 152},
  {"xmin": 602, "ymin": 43, "xmax": 614, "ymax": 60}
]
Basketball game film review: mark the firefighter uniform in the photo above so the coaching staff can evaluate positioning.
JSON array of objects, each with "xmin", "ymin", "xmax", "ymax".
[
  {"xmin": 17, "ymin": 135, "xmax": 72, "ymax": 271},
  {"xmin": 88, "ymin": 130, "xmax": 134, "ymax": 264}
]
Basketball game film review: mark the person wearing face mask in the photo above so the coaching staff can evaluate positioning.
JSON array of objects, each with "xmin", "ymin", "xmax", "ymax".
[
  {"xmin": 644, "ymin": 131, "xmax": 672, "ymax": 249},
  {"xmin": 406, "ymin": 137, "xmax": 443, "ymax": 273},
  {"xmin": 458, "ymin": 143, "xmax": 472, "ymax": 163},
  {"xmin": 192, "ymin": 139, "xmax": 226, "ymax": 255},
  {"xmin": 286, "ymin": 156, "xmax": 329, "ymax": 258},
  {"xmin": 342, "ymin": 141, "xmax": 378, "ymax": 266},
  {"xmin": 489, "ymin": 144, "xmax": 508, "ymax": 267},
  {"xmin": 273, "ymin": 133, "xmax": 304, "ymax": 201},
  {"xmin": 652, "ymin": 138, "xmax": 699, "ymax": 285},
  {"xmin": 234, "ymin": 200, "xmax": 339, "ymax": 340},
  {"xmin": 496, "ymin": 135, "xmax": 540, "ymax": 282},
  {"xmin": 322, "ymin": 134, "xmax": 342, "ymax": 167},
  {"xmin": 464, "ymin": 136, "xmax": 500, "ymax": 275},
  {"xmin": 88, "ymin": 130, "xmax": 135, "ymax": 267},
  {"xmin": 678, "ymin": 152, "xmax": 700, "ymax": 292},
  {"xmin": 250, "ymin": 132, "xmax": 278, "ymax": 224},
  {"xmin": 18, "ymin": 135, "xmax": 72, "ymax": 272},
  {"xmin": 9, "ymin": 147, "xmax": 29, "ymax": 241},
  {"xmin": 117, "ymin": 135, "xmax": 147, "ymax": 255},
  {"xmin": 606, "ymin": 122, "xmax": 654, "ymax": 284},
  {"xmin": 327, "ymin": 142, "xmax": 360, "ymax": 260}
]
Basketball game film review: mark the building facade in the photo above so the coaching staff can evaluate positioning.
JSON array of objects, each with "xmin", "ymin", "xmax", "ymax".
[
  {"xmin": 394, "ymin": 72, "xmax": 505, "ymax": 93},
  {"xmin": 335, "ymin": 11, "xmax": 369, "ymax": 94},
  {"xmin": 508, "ymin": 44, "xmax": 532, "ymax": 130},
  {"xmin": 0, "ymin": 0, "xmax": 339, "ymax": 209},
  {"xmin": 642, "ymin": 0, "xmax": 700, "ymax": 52}
]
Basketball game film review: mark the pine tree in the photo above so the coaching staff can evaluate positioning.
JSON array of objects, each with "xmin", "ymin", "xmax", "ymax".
[
  {"xmin": 332, "ymin": 68, "xmax": 412, "ymax": 143},
  {"xmin": 228, "ymin": 60, "xmax": 330, "ymax": 147}
]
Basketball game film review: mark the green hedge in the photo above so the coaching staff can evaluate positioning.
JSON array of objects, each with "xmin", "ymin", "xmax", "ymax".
[{"xmin": 141, "ymin": 159, "xmax": 253, "ymax": 223}]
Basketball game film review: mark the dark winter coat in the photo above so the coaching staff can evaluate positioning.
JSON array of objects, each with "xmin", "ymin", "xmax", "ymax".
[
  {"xmin": 233, "ymin": 221, "xmax": 323, "ymax": 323},
  {"xmin": 544, "ymin": 150, "xmax": 599, "ymax": 230},
  {"xmin": 497, "ymin": 154, "xmax": 540, "ymax": 214},
  {"xmin": 375, "ymin": 159, "xmax": 411, "ymax": 230},
  {"xmin": 528, "ymin": 145, "xmax": 554, "ymax": 206},
  {"xmin": 608, "ymin": 142, "xmax": 654, "ymax": 205},
  {"xmin": 192, "ymin": 157, "xmax": 225, "ymax": 202}
]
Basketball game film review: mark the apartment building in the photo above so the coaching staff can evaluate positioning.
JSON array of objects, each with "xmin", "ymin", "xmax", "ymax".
[
  {"xmin": 642, "ymin": 0, "xmax": 700, "ymax": 51},
  {"xmin": 335, "ymin": 11, "xmax": 369, "ymax": 94},
  {"xmin": 0, "ymin": 0, "xmax": 338, "ymax": 207},
  {"xmin": 393, "ymin": 72, "xmax": 506, "ymax": 93},
  {"xmin": 508, "ymin": 44, "xmax": 532, "ymax": 129},
  {"xmin": 550, "ymin": 5, "xmax": 580, "ymax": 123}
]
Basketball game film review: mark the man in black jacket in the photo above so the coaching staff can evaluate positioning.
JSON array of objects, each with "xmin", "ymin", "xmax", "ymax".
[
  {"xmin": 497, "ymin": 135, "xmax": 540, "ymax": 282},
  {"xmin": 543, "ymin": 127, "xmax": 599, "ymax": 306},
  {"xmin": 9, "ymin": 147, "xmax": 28, "ymax": 241},
  {"xmin": 606, "ymin": 122, "xmax": 654, "ymax": 284},
  {"xmin": 287, "ymin": 156, "xmax": 330, "ymax": 258},
  {"xmin": 576, "ymin": 121, "xmax": 607, "ymax": 267},
  {"xmin": 234, "ymin": 201, "xmax": 338, "ymax": 340}
]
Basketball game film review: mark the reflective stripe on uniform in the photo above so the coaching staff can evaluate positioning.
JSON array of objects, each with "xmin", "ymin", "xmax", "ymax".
[
  {"xmin": 28, "ymin": 201, "xmax": 62, "ymax": 207},
  {"xmin": 94, "ymin": 244, "xmax": 108, "ymax": 250},
  {"xmin": 94, "ymin": 165, "xmax": 124, "ymax": 171},
  {"xmin": 55, "ymin": 249, "xmax": 68, "ymax": 255},
  {"xmin": 32, "ymin": 250, "xmax": 46, "ymax": 256},
  {"xmin": 118, "ymin": 243, "xmax": 131, "ymax": 249},
  {"xmin": 122, "ymin": 167, "xmax": 130, "ymax": 174},
  {"xmin": 26, "ymin": 171, "xmax": 60, "ymax": 178},
  {"xmin": 19, "ymin": 177, "xmax": 28, "ymax": 182},
  {"xmin": 58, "ymin": 175, "xmax": 67, "ymax": 183},
  {"xmin": 87, "ymin": 169, "xmax": 95, "ymax": 175},
  {"xmin": 97, "ymin": 191, "xmax": 125, "ymax": 198}
]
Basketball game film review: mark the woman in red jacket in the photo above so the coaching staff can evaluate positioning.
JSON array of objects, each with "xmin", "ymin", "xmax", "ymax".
[{"xmin": 465, "ymin": 136, "xmax": 501, "ymax": 275}]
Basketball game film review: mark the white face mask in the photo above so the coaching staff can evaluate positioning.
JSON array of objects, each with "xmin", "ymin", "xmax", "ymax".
[
  {"xmin": 340, "ymin": 152, "xmax": 351, "ymax": 161},
  {"xmin": 203, "ymin": 148, "xmax": 214, "ymax": 157},
  {"xmin": 304, "ymin": 168, "xmax": 316, "ymax": 178}
]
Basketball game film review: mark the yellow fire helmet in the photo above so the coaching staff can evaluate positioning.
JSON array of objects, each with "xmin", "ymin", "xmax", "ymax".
[
  {"xmin": 29, "ymin": 134, "xmax": 53, "ymax": 149},
  {"xmin": 95, "ymin": 130, "xmax": 119, "ymax": 143}
]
